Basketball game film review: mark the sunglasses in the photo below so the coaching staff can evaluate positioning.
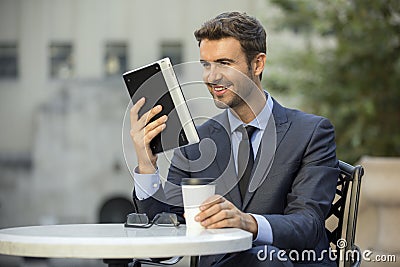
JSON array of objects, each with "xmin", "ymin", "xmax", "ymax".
[{"xmin": 124, "ymin": 212, "xmax": 180, "ymax": 228}]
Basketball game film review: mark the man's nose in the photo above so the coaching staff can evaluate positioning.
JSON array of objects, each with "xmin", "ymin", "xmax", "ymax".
[{"xmin": 205, "ymin": 64, "xmax": 223, "ymax": 84}]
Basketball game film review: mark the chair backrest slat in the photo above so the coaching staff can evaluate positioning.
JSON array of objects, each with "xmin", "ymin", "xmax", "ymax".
[{"xmin": 325, "ymin": 160, "xmax": 364, "ymax": 267}]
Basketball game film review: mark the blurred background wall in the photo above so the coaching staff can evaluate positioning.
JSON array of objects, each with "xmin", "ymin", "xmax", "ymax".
[
  {"xmin": 1, "ymin": 0, "xmax": 309, "ymax": 229},
  {"xmin": 0, "ymin": 0, "xmax": 274, "ymax": 228},
  {"xmin": 0, "ymin": 1, "xmax": 278, "ymax": 265}
]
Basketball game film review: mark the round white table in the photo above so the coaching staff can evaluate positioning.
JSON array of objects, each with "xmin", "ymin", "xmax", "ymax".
[{"xmin": 0, "ymin": 224, "xmax": 252, "ymax": 266}]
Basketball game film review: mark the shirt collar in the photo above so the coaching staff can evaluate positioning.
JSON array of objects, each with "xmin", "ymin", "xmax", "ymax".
[{"xmin": 227, "ymin": 90, "xmax": 273, "ymax": 134}]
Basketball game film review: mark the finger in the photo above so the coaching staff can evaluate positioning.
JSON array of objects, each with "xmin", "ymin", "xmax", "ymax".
[
  {"xmin": 200, "ymin": 207, "xmax": 234, "ymax": 228},
  {"xmin": 206, "ymin": 217, "xmax": 236, "ymax": 229},
  {"xmin": 130, "ymin": 97, "xmax": 145, "ymax": 128},
  {"xmin": 144, "ymin": 123, "xmax": 166, "ymax": 144},
  {"xmin": 140, "ymin": 105, "xmax": 163, "ymax": 126},
  {"xmin": 200, "ymin": 195, "xmax": 224, "ymax": 211},
  {"xmin": 196, "ymin": 199, "xmax": 229, "ymax": 222},
  {"xmin": 145, "ymin": 115, "xmax": 168, "ymax": 133}
]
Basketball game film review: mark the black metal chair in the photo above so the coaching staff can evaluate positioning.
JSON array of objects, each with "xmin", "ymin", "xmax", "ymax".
[
  {"xmin": 104, "ymin": 256, "xmax": 184, "ymax": 267},
  {"xmin": 130, "ymin": 256, "xmax": 184, "ymax": 267},
  {"xmin": 325, "ymin": 160, "xmax": 364, "ymax": 267}
]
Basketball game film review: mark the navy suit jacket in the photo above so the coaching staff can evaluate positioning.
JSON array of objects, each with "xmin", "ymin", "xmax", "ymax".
[{"xmin": 134, "ymin": 97, "xmax": 339, "ymax": 266}]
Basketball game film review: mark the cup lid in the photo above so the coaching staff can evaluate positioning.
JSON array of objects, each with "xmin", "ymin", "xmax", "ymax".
[{"xmin": 181, "ymin": 178, "xmax": 216, "ymax": 186}]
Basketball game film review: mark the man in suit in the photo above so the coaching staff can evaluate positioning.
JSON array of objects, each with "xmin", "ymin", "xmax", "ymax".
[{"xmin": 129, "ymin": 12, "xmax": 339, "ymax": 266}]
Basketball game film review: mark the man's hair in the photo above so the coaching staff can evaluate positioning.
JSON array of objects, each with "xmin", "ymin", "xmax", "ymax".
[{"xmin": 194, "ymin": 11, "xmax": 267, "ymax": 80}]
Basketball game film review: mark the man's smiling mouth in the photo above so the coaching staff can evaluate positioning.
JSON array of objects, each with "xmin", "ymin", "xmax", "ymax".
[{"xmin": 208, "ymin": 83, "xmax": 232, "ymax": 96}]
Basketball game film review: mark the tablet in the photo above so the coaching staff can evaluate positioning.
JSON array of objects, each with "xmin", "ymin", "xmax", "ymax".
[{"xmin": 123, "ymin": 58, "xmax": 199, "ymax": 154}]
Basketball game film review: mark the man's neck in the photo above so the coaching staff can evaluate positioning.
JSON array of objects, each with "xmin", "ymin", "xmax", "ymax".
[{"xmin": 232, "ymin": 88, "xmax": 267, "ymax": 124}]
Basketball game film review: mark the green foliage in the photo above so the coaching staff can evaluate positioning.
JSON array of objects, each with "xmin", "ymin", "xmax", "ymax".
[{"xmin": 268, "ymin": 0, "xmax": 400, "ymax": 163}]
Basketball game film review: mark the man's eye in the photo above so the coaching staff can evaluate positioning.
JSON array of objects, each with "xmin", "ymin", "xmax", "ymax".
[
  {"xmin": 201, "ymin": 61, "xmax": 211, "ymax": 68},
  {"xmin": 217, "ymin": 61, "xmax": 231, "ymax": 67}
]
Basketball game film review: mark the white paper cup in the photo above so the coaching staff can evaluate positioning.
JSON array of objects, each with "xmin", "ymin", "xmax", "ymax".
[{"xmin": 181, "ymin": 178, "xmax": 216, "ymax": 231}]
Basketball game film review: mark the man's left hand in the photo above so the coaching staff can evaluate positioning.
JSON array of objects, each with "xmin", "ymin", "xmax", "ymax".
[{"xmin": 195, "ymin": 195, "xmax": 258, "ymax": 237}]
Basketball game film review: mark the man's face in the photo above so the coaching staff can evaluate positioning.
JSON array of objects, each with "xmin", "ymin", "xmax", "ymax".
[{"xmin": 199, "ymin": 37, "xmax": 257, "ymax": 110}]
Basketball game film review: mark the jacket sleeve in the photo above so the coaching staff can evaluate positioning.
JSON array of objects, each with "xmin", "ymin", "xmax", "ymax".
[{"xmin": 133, "ymin": 145, "xmax": 192, "ymax": 223}]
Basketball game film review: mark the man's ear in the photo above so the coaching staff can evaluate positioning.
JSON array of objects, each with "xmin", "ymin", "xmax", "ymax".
[{"xmin": 252, "ymin": 53, "xmax": 266, "ymax": 77}]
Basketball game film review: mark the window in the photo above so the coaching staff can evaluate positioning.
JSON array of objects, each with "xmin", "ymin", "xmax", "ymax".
[
  {"xmin": 0, "ymin": 43, "xmax": 18, "ymax": 79},
  {"xmin": 105, "ymin": 42, "xmax": 128, "ymax": 77},
  {"xmin": 160, "ymin": 41, "xmax": 183, "ymax": 65},
  {"xmin": 49, "ymin": 43, "xmax": 73, "ymax": 79}
]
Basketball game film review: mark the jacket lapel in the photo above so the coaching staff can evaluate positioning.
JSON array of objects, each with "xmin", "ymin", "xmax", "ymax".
[
  {"xmin": 210, "ymin": 111, "xmax": 242, "ymax": 208},
  {"xmin": 242, "ymin": 98, "xmax": 290, "ymax": 210}
]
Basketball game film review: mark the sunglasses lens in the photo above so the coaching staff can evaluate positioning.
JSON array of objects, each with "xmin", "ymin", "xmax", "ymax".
[
  {"xmin": 154, "ymin": 213, "xmax": 180, "ymax": 226},
  {"xmin": 126, "ymin": 213, "xmax": 149, "ymax": 226}
]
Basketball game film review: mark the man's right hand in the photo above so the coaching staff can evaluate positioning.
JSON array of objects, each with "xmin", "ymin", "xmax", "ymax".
[{"xmin": 130, "ymin": 97, "xmax": 168, "ymax": 174}]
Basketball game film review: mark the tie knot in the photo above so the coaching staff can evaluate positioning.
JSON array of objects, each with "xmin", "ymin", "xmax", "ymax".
[{"xmin": 239, "ymin": 125, "xmax": 257, "ymax": 140}]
